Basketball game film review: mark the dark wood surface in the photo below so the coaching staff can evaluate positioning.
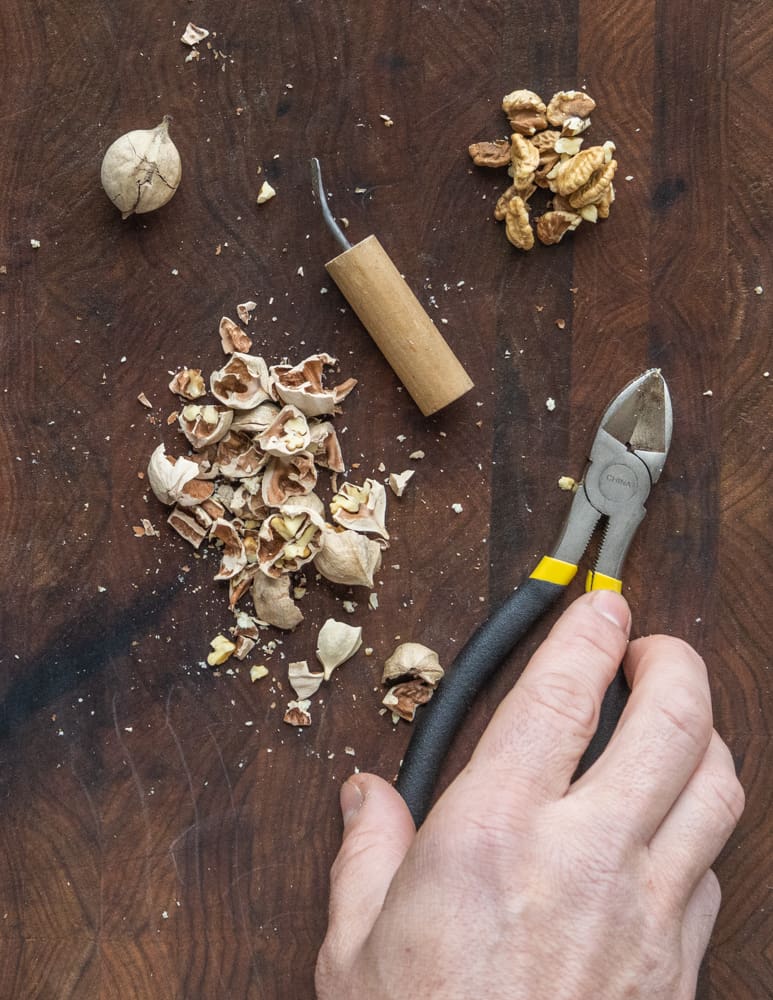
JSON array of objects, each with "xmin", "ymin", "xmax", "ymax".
[{"xmin": 1, "ymin": 1, "xmax": 771, "ymax": 997}]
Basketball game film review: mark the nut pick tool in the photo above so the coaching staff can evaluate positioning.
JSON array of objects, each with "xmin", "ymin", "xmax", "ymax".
[
  {"xmin": 311, "ymin": 157, "xmax": 473, "ymax": 416},
  {"xmin": 396, "ymin": 369, "xmax": 673, "ymax": 827}
]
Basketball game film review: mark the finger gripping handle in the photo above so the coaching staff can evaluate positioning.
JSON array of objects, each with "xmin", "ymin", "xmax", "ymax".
[{"xmin": 395, "ymin": 578, "xmax": 565, "ymax": 826}]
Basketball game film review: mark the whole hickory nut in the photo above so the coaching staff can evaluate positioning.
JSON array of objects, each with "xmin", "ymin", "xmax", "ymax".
[{"xmin": 101, "ymin": 115, "xmax": 182, "ymax": 219}]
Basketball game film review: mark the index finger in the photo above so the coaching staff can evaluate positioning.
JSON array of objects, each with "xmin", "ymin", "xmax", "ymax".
[{"xmin": 465, "ymin": 590, "xmax": 631, "ymax": 803}]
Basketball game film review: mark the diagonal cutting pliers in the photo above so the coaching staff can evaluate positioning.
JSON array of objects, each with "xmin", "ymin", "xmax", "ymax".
[{"xmin": 396, "ymin": 369, "xmax": 674, "ymax": 826}]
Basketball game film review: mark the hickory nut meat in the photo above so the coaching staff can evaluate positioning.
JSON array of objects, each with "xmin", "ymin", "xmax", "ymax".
[
  {"xmin": 101, "ymin": 116, "xmax": 181, "ymax": 219},
  {"xmin": 468, "ymin": 87, "xmax": 618, "ymax": 249}
]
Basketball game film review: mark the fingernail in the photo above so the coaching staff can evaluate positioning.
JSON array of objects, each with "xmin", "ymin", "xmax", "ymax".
[
  {"xmin": 340, "ymin": 778, "xmax": 364, "ymax": 827},
  {"xmin": 591, "ymin": 589, "xmax": 631, "ymax": 634}
]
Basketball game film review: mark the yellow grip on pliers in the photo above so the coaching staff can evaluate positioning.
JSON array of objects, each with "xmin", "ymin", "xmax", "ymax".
[
  {"xmin": 585, "ymin": 570, "xmax": 623, "ymax": 593},
  {"xmin": 530, "ymin": 556, "xmax": 578, "ymax": 586}
]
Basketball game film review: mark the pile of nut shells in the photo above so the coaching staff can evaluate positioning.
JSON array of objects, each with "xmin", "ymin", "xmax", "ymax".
[
  {"xmin": 468, "ymin": 88, "xmax": 618, "ymax": 250},
  {"xmin": 145, "ymin": 322, "xmax": 394, "ymax": 656}
]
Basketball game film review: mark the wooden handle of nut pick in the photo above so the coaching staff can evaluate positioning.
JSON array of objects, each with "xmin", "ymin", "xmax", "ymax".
[{"xmin": 325, "ymin": 234, "xmax": 474, "ymax": 416}]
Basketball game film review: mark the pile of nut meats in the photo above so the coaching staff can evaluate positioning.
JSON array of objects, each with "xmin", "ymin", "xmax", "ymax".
[{"xmin": 468, "ymin": 88, "xmax": 618, "ymax": 249}]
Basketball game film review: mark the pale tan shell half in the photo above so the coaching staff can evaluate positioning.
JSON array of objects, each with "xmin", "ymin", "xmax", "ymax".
[
  {"xmin": 313, "ymin": 525, "xmax": 383, "ymax": 588},
  {"xmin": 288, "ymin": 660, "xmax": 324, "ymax": 700},
  {"xmin": 230, "ymin": 402, "xmax": 281, "ymax": 437},
  {"xmin": 257, "ymin": 404, "xmax": 311, "ymax": 458},
  {"xmin": 271, "ymin": 353, "xmax": 357, "ymax": 416},
  {"xmin": 178, "ymin": 403, "xmax": 234, "ymax": 449},
  {"xmin": 316, "ymin": 619, "xmax": 363, "ymax": 680},
  {"xmin": 147, "ymin": 443, "xmax": 203, "ymax": 507},
  {"xmin": 210, "ymin": 353, "xmax": 274, "ymax": 410},
  {"xmin": 261, "ymin": 453, "xmax": 318, "ymax": 507},
  {"xmin": 382, "ymin": 642, "xmax": 444, "ymax": 687},
  {"xmin": 330, "ymin": 478, "xmax": 389, "ymax": 541},
  {"xmin": 257, "ymin": 508, "xmax": 322, "ymax": 577},
  {"xmin": 251, "ymin": 571, "xmax": 303, "ymax": 630}
]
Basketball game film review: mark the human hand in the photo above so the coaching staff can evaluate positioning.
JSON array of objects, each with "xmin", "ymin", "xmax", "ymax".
[{"xmin": 315, "ymin": 591, "xmax": 744, "ymax": 1000}]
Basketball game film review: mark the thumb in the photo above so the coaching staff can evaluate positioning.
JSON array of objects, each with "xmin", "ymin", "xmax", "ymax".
[{"xmin": 326, "ymin": 773, "xmax": 415, "ymax": 956}]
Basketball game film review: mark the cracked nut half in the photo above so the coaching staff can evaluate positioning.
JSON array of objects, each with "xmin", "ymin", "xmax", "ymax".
[
  {"xmin": 536, "ymin": 210, "xmax": 582, "ymax": 245},
  {"xmin": 503, "ymin": 195, "xmax": 534, "ymax": 251},
  {"xmin": 546, "ymin": 90, "xmax": 596, "ymax": 127},
  {"xmin": 502, "ymin": 89, "xmax": 547, "ymax": 135},
  {"xmin": 468, "ymin": 139, "xmax": 511, "ymax": 168}
]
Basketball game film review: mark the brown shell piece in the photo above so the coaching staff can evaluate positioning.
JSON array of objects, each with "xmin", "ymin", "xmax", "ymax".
[
  {"xmin": 546, "ymin": 90, "xmax": 596, "ymax": 127},
  {"xmin": 551, "ymin": 146, "xmax": 606, "ymax": 197},
  {"xmin": 283, "ymin": 700, "xmax": 312, "ymax": 727},
  {"xmin": 167, "ymin": 506, "xmax": 208, "ymax": 548},
  {"xmin": 169, "ymin": 368, "xmax": 206, "ymax": 400},
  {"xmin": 307, "ymin": 420, "xmax": 345, "ymax": 473},
  {"xmin": 219, "ymin": 316, "xmax": 253, "ymax": 354},
  {"xmin": 501, "ymin": 89, "xmax": 547, "ymax": 135},
  {"xmin": 215, "ymin": 431, "xmax": 265, "ymax": 479},
  {"xmin": 568, "ymin": 159, "xmax": 617, "ymax": 209},
  {"xmin": 257, "ymin": 404, "xmax": 310, "ymax": 458},
  {"xmin": 229, "ymin": 564, "xmax": 260, "ymax": 608},
  {"xmin": 178, "ymin": 403, "xmax": 234, "ymax": 449},
  {"xmin": 382, "ymin": 680, "xmax": 435, "ymax": 722},
  {"xmin": 210, "ymin": 353, "xmax": 273, "ymax": 410},
  {"xmin": 271, "ymin": 353, "xmax": 357, "ymax": 417},
  {"xmin": 251, "ymin": 571, "xmax": 303, "ymax": 630},
  {"xmin": 209, "ymin": 518, "xmax": 248, "ymax": 580},
  {"xmin": 536, "ymin": 210, "xmax": 583, "ymax": 245},
  {"xmin": 503, "ymin": 196, "xmax": 534, "ymax": 251},
  {"xmin": 261, "ymin": 453, "xmax": 317, "ymax": 507},
  {"xmin": 468, "ymin": 139, "xmax": 511, "ymax": 168},
  {"xmin": 180, "ymin": 478, "xmax": 215, "ymax": 505}
]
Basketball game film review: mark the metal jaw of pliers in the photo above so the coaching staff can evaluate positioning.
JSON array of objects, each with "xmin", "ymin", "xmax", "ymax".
[
  {"xmin": 532, "ymin": 369, "xmax": 673, "ymax": 594},
  {"xmin": 396, "ymin": 370, "xmax": 673, "ymax": 826}
]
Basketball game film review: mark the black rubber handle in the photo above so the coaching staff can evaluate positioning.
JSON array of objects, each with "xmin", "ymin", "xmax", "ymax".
[{"xmin": 395, "ymin": 577, "xmax": 566, "ymax": 826}]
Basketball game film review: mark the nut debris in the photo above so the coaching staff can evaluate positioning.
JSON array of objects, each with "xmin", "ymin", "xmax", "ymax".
[
  {"xmin": 469, "ymin": 88, "xmax": 617, "ymax": 249},
  {"xmin": 180, "ymin": 22, "xmax": 209, "ymax": 46},
  {"xmin": 257, "ymin": 180, "xmax": 276, "ymax": 204},
  {"xmin": 381, "ymin": 642, "xmax": 444, "ymax": 722},
  {"xmin": 143, "ymin": 321, "xmax": 402, "ymax": 728}
]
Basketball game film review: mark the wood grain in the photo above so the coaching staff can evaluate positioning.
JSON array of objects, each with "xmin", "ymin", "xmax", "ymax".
[{"xmin": 0, "ymin": 1, "xmax": 770, "ymax": 997}]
